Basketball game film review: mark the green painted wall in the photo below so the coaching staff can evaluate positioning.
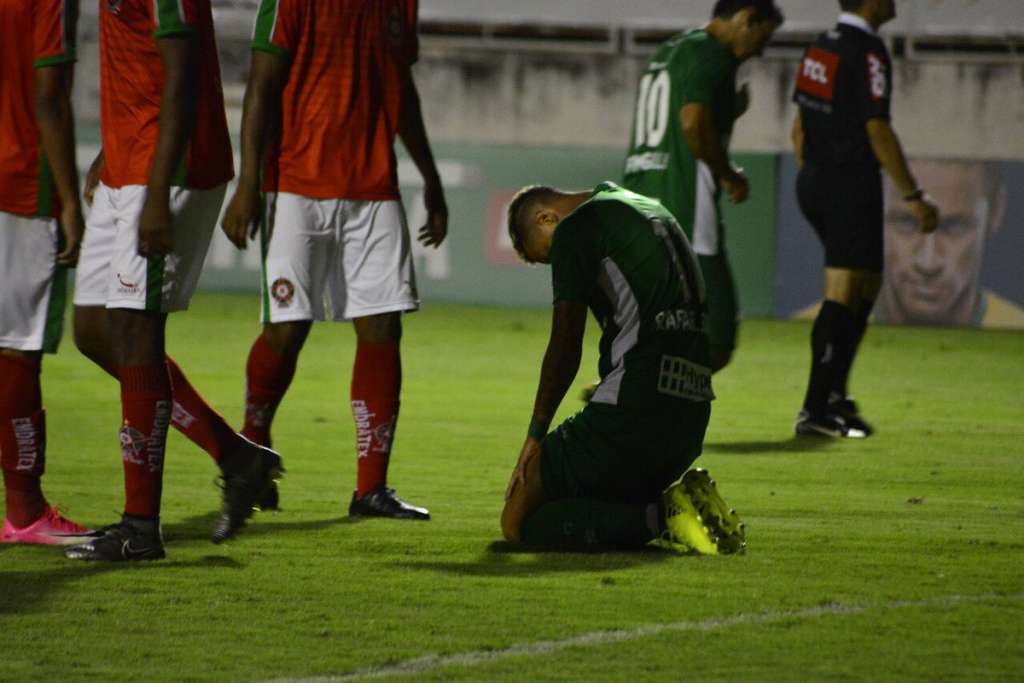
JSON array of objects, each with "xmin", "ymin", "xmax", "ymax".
[{"xmin": 405, "ymin": 143, "xmax": 777, "ymax": 317}]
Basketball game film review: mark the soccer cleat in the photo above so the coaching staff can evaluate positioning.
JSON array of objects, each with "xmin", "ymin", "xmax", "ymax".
[
  {"xmin": 2, "ymin": 506, "xmax": 99, "ymax": 546},
  {"xmin": 211, "ymin": 440, "xmax": 285, "ymax": 544},
  {"xmin": 258, "ymin": 481, "xmax": 280, "ymax": 512},
  {"xmin": 828, "ymin": 395, "xmax": 875, "ymax": 437},
  {"xmin": 348, "ymin": 487, "xmax": 430, "ymax": 520},
  {"xmin": 64, "ymin": 515, "xmax": 165, "ymax": 561},
  {"xmin": 795, "ymin": 410, "xmax": 867, "ymax": 439},
  {"xmin": 653, "ymin": 469, "xmax": 746, "ymax": 555},
  {"xmin": 679, "ymin": 468, "xmax": 746, "ymax": 554}
]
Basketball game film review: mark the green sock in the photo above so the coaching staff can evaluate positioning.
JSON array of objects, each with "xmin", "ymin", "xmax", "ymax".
[{"xmin": 520, "ymin": 499, "xmax": 656, "ymax": 550}]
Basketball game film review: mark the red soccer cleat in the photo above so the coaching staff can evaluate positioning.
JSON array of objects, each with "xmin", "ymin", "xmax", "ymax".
[{"xmin": 1, "ymin": 506, "xmax": 98, "ymax": 546}]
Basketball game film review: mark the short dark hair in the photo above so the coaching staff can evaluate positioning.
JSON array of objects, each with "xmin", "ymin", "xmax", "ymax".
[
  {"xmin": 839, "ymin": 0, "xmax": 867, "ymax": 11},
  {"xmin": 506, "ymin": 185, "xmax": 556, "ymax": 263},
  {"xmin": 712, "ymin": 0, "xmax": 784, "ymax": 25}
]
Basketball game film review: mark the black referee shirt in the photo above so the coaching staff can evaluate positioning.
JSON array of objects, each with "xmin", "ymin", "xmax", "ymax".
[{"xmin": 793, "ymin": 16, "xmax": 892, "ymax": 166}]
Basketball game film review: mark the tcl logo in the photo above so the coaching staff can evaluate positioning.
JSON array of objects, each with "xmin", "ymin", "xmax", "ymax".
[
  {"xmin": 796, "ymin": 47, "xmax": 839, "ymax": 101},
  {"xmin": 802, "ymin": 57, "xmax": 829, "ymax": 84}
]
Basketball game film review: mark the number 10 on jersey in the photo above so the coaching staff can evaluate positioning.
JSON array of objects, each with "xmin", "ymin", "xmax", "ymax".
[{"xmin": 634, "ymin": 70, "xmax": 671, "ymax": 149}]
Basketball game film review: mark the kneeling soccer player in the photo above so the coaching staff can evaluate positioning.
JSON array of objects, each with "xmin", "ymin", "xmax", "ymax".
[{"xmin": 501, "ymin": 182, "xmax": 745, "ymax": 554}]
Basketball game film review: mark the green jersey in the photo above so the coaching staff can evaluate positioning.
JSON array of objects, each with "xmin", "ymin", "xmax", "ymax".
[
  {"xmin": 622, "ymin": 30, "xmax": 738, "ymax": 256},
  {"xmin": 550, "ymin": 182, "xmax": 715, "ymax": 410}
]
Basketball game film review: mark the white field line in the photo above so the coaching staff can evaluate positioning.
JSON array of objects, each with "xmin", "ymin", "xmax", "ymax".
[{"xmin": 264, "ymin": 591, "xmax": 1023, "ymax": 683}]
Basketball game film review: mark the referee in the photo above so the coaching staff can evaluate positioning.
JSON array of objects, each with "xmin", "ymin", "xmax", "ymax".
[{"xmin": 791, "ymin": 0, "xmax": 937, "ymax": 437}]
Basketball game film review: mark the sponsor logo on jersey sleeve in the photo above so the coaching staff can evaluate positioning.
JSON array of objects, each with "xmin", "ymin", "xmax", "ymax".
[
  {"xmin": 866, "ymin": 52, "xmax": 888, "ymax": 101},
  {"xmin": 797, "ymin": 47, "xmax": 840, "ymax": 101}
]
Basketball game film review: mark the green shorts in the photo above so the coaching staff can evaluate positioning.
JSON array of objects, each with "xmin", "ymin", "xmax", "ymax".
[
  {"xmin": 697, "ymin": 252, "xmax": 739, "ymax": 352},
  {"xmin": 540, "ymin": 400, "xmax": 711, "ymax": 504}
]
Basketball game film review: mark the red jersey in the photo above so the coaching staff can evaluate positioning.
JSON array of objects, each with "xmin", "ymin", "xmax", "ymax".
[
  {"xmin": 99, "ymin": 0, "xmax": 233, "ymax": 190},
  {"xmin": 252, "ymin": 0, "xmax": 418, "ymax": 200},
  {"xmin": 0, "ymin": 0, "xmax": 78, "ymax": 217}
]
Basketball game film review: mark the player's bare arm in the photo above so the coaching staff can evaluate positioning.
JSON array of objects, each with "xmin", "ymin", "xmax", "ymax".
[
  {"xmin": 83, "ymin": 149, "xmax": 104, "ymax": 207},
  {"xmin": 866, "ymin": 117, "xmax": 938, "ymax": 233},
  {"xmin": 507, "ymin": 300, "xmax": 587, "ymax": 496},
  {"xmin": 139, "ymin": 35, "xmax": 199, "ymax": 258},
  {"xmin": 734, "ymin": 82, "xmax": 751, "ymax": 119},
  {"xmin": 398, "ymin": 71, "xmax": 448, "ymax": 248},
  {"xmin": 791, "ymin": 115, "xmax": 804, "ymax": 167},
  {"xmin": 35, "ymin": 61, "xmax": 83, "ymax": 266},
  {"xmin": 222, "ymin": 50, "xmax": 288, "ymax": 250},
  {"xmin": 680, "ymin": 102, "xmax": 749, "ymax": 203}
]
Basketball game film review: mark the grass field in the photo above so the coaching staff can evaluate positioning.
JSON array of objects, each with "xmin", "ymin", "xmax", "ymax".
[{"xmin": 2, "ymin": 293, "xmax": 1022, "ymax": 681}]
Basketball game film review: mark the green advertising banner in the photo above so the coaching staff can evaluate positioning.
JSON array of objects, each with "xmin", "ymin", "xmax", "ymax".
[{"xmin": 197, "ymin": 143, "xmax": 777, "ymax": 316}]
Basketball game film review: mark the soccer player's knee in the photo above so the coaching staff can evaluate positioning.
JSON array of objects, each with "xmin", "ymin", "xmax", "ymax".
[
  {"xmin": 262, "ymin": 321, "xmax": 310, "ymax": 355},
  {"xmin": 72, "ymin": 310, "xmax": 104, "ymax": 361},
  {"xmin": 354, "ymin": 313, "xmax": 401, "ymax": 345},
  {"xmin": 500, "ymin": 504, "xmax": 524, "ymax": 544}
]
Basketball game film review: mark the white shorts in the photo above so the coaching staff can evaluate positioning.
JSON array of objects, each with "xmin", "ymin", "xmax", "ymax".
[
  {"xmin": 74, "ymin": 183, "xmax": 226, "ymax": 313},
  {"xmin": 0, "ymin": 211, "xmax": 66, "ymax": 353},
  {"xmin": 260, "ymin": 193, "xmax": 419, "ymax": 323}
]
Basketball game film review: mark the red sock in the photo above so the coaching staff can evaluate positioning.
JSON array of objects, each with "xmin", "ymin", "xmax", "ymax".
[
  {"xmin": 0, "ymin": 354, "xmax": 47, "ymax": 527},
  {"xmin": 165, "ymin": 356, "xmax": 242, "ymax": 462},
  {"xmin": 351, "ymin": 342, "xmax": 401, "ymax": 497},
  {"xmin": 119, "ymin": 365, "xmax": 172, "ymax": 519},
  {"xmin": 242, "ymin": 334, "xmax": 297, "ymax": 447}
]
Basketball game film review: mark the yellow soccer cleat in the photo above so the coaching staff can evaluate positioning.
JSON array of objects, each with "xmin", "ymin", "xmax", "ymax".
[
  {"xmin": 650, "ymin": 468, "xmax": 746, "ymax": 555},
  {"xmin": 680, "ymin": 468, "xmax": 746, "ymax": 554}
]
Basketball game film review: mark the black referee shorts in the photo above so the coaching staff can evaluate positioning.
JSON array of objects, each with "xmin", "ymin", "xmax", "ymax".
[{"xmin": 796, "ymin": 162, "xmax": 883, "ymax": 273}]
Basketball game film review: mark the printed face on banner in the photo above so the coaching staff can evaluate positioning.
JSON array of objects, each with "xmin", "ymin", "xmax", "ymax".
[{"xmin": 878, "ymin": 160, "xmax": 1009, "ymax": 327}]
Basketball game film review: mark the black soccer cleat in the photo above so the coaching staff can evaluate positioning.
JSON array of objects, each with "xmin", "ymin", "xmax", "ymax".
[
  {"xmin": 64, "ymin": 515, "xmax": 165, "ymax": 562},
  {"xmin": 829, "ymin": 395, "xmax": 875, "ymax": 437},
  {"xmin": 258, "ymin": 481, "xmax": 280, "ymax": 512},
  {"xmin": 794, "ymin": 410, "xmax": 867, "ymax": 439},
  {"xmin": 348, "ymin": 487, "xmax": 430, "ymax": 521},
  {"xmin": 212, "ymin": 440, "xmax": 285, "ymax": 544}
]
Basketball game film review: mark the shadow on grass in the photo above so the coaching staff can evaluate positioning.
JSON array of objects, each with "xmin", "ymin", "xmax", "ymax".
[
  {"xmin": 389, "ymin": 541, "xmax": 676, "ymax": 577},
  {"xmin": 162, "ymin": 510, "xmax": 353, "ymax": 542},
  {"xmin": 0, "ymin": 554, "xmax": 244, "ymax": 616},
  {"xmin": 703, "ymin": 436, "xmax": 839, "ymax": 455}
]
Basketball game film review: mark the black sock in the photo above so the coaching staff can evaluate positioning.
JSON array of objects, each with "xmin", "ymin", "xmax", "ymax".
[
  {"xmin": 803, "ymin": 301, "xmax": 856, "ymax": 416},
  {"xmin": 831, "ymin": 304, "xmax": 871, "ymax": 399},
  {"xmin": 520, "ymin": 499, "xmax": 655, "ymax": 550}
]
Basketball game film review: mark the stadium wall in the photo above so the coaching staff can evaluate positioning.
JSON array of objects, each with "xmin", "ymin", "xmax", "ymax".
[
  {"xmin": 69, "ymin": 29, "xmax": 1024, "ymax": 328},
  {"xmin": 409, "ymin": 50, "xmax": 1024, "ymax": 160}
]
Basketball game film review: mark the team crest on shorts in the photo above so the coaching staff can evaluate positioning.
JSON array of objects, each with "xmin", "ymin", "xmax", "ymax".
[
  {"xmin": 271, "ymin": 278, "xmax": 296, "ymax": 307},
  {"xmin": 107, "ymin": 0, "xmax": 124, "ymax": 14}
]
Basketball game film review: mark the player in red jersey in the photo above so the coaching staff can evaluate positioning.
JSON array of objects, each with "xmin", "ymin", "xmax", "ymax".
[
  {"xmin": 65, "ymin": 0, "xmax": 283, "ymax": 562},
  {"xmin": 0, "ymin": 0, "xmax": 98, "ymax": 547},
  {"xmin": 222, "ymin": 0, "xmax": 447, "ymax": 519}
]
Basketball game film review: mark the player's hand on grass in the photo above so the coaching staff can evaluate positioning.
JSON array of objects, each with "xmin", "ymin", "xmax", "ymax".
[
  {"xmin": 83, "ymin": 150, "xmax": 104, "ymax": 207},
  {"xmin": 138, "ymin": 191, "xmax": 174, "ymax": 257},
  {"xmin": 505, "ymin": 436, "xmax": 542, "ymax": 501},
  {"xmin": 721, "ymin": 168, "xmax": 749, "ymax": 204},
  {"xmin": 911, "ymin": 196, "xmax": 939, "ymax": 234},
  {"xmin": 221, "ymin": 186, "xmax": 261, "ymax": 250},
  {"xmin": 418, "ymin": 181, "xmax": 448, "ymax": 248},
  {"xmin": 56, "ymin": 203, "xmax": 85, "ymax": 266}
]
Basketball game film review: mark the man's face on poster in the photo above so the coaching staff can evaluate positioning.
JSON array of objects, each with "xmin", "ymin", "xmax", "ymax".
[{"xmin": 879, "ymin": 161, "xmax": 1002, "ymax": 326}]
